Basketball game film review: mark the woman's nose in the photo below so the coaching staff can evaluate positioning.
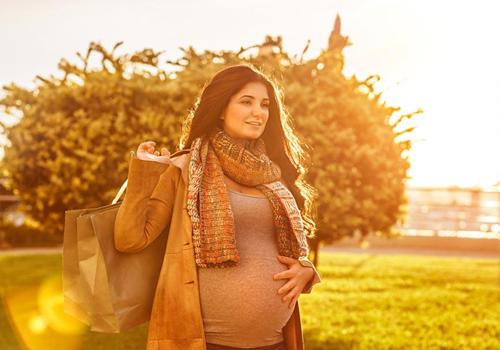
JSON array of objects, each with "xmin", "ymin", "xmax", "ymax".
[{"xmin": 253, "ymin": 105, "xmax": 267, "ymax": 117}]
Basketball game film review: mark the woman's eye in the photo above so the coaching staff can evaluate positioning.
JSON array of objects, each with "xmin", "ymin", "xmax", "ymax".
[{"xmin": 241, "ymin": 100, "xmax": 268, "ymax": 108}]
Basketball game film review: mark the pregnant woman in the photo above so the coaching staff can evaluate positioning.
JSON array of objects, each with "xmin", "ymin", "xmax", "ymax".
[{"xmin": 114, "ymin": 63, "xmax": 321, "ymax": 350}]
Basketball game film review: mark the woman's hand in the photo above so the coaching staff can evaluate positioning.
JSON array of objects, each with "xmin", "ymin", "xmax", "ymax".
[
  {"xmin": 273, "ymin": 255, "xmax": 315, "ymax": 309},
  {"xmin": 136, "ymin": 141, "xmax": 171, "ymax": 165}
]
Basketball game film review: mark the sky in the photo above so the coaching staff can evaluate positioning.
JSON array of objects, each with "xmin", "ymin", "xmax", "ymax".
[{"xmin": 1, "ymin": 0, "xmax": 499, "ymax": 189}]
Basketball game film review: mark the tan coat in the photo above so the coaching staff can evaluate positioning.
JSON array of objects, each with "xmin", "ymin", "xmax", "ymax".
[{"xmin": 114, "ymin": 150, "xmax": 322, "ymax": 350}]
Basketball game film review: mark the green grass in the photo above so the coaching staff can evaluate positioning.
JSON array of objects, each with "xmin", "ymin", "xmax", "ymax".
[
  {"xmin": 0, "ymin": 252, "xmax": 499, "ymax": 350},
  {"xmin": 302, "ymin": 253, "xmax": 500, "ymax": 350}
]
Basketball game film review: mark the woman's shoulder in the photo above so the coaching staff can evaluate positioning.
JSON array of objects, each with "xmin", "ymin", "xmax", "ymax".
[
  {"xmin": 170, "ymin": 148, "xmax": 191, "ymax": 160},
  {"xmin": 169, "ymin": 148, "xmax": 191, "ymax": 168},
  {"xmin": 129, "ymin": 148, "xmax": 191, "ymax": 185},
  {"xmin": 169, "ymin": 148, "xmax": 192, "ymax": 183}
]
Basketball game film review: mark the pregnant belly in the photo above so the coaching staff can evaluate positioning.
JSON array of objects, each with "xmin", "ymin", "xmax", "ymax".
[{"xmin": 197, "ymin": 256, "xmax": 295, "ymax": 347}]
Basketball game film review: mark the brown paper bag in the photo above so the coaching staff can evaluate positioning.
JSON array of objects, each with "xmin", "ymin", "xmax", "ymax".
[
  {"xmin": 62, "ymin": 208, "xmax": 92, "ymax": 325},
  {"xmin": 63, "ymin": 180, "xmax": 168, "ymax": 333}
]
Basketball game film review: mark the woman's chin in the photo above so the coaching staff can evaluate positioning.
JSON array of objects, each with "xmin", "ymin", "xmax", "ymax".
[
  {"xmin": 243, "ymin": 133, "xmax": 263, "ymax": 140},
  {"xmin": 232, "ymin": 131, "xmax": 263, "ymax": 141}
]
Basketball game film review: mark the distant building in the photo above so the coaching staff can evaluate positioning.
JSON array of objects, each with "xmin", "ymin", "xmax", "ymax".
[
  {"xmin": 0, "ymin": 177, "xmax": 24, "ymax": 226},
  {"xmin": 400, "ymin": 186, "xmax": 500, "ymax": 239}
]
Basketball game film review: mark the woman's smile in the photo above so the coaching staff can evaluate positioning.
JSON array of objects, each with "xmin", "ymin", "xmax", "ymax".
[{"xmin": 246, "ymin": 123, "xmax": 260, "ymax": 128}]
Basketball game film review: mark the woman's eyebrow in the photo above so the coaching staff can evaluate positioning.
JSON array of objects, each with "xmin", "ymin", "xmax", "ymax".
[{"xmin": 239, "ymin": 95, "xmax": 269, "ymax": 101}]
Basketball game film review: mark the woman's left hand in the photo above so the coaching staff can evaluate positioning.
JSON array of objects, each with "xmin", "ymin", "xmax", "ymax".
[{"xmin": 273, "ymin": 255, "xmax": 315, "ymax": 309}]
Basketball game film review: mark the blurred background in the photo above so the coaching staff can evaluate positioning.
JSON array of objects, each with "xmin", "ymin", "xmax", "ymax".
[{"xmin": 0, "ymin": 0, "xmax": 499, "ymax": 349}]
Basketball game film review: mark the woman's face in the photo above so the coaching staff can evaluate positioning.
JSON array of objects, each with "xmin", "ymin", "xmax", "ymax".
[{"xmin": 221, "ymin": 81, "xmax": 270, "ymax": 140}]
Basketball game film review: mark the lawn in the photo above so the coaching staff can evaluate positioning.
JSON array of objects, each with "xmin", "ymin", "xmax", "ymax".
[{"xmin": 0, "ymin": 252, "xmax": 498, "ymax": 350}]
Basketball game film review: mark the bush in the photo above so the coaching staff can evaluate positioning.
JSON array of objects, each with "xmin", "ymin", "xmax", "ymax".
[{"xmin": 0, "ymin": 217, "xmax": 61, "ymax": 248}]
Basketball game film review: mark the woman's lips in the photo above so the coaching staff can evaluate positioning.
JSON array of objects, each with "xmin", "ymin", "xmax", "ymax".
[{"xmin": 245, "ymin": 123, "xmax": 260, "ymax": 128}]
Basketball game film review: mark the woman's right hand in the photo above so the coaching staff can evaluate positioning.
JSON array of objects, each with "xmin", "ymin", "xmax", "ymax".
[{"xmin": 136, "ymin": 141, "xmax": 171, "ymax": 165}]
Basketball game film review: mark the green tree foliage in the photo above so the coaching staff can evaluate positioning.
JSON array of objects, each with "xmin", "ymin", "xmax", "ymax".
[
  {"xmin": 0, "ymin": 27, "xmax": 419, "ymax": 263},
  {"xmin": 0, "ymin": 42, "xmax": 189, "ymax": 236},
  {"xmin": 285, "ymin": 52, "xmax": 420, "ymax": 264}
]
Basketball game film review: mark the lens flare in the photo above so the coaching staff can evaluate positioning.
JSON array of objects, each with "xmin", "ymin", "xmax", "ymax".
[{"xmin": 4, "ymin": 273, "xmax": 87, "ymax": 349}]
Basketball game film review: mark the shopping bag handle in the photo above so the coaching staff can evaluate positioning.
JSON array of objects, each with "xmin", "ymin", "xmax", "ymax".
[
  {"xmin": 112, "ymin": 179, "xmax": 128, "ymax": 205},
  {"xmin": 111, "ymin": 148, "xmax": 190, "ymax": 205}
]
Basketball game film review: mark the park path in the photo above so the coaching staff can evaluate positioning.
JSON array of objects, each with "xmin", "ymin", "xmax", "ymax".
[
  {"xmin": 322, "ymin": 246, "xmax": 499, "ymax": 259},
  {"xmin": 0, "ymin": 245, "xmax": 498, "ymax": 260},
  {"xmin": 0, "ymin": 246, "xmax": 63, "ymax": 256}
]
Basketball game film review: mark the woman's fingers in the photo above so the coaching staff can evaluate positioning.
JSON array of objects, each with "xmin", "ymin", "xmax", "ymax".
[
  {"xmin": 142, "ymin": 141, "xmax": 155, "ymax": 148},
  {"xmin": 139, "ymin": 141, "xmax": 171, "ymax": 155},
  {"xmin": 273, "ymin": 269, "xmax": 293, "ymax": 281},
  {"xmin": 135, "ymin": 142, "xmax": 171, "ymax": 164},
  {"xmin": 138, "ymin": 141, "xmax": 156, "ymax": 153},
  {"xmin": 277, "ymin": 279, "xmax": 295, "ymax": 296},
  {"xmin": 288, "ymin": 294, "xmax": 299, "ymax": 309},
  {"xmin": 283, "ymin": 286, "xmax": 300, "ymax": 304},
  {"xmin": 276, "ymin": 255, "xmax": 298, "ymax": 266},
  {"xmin": 147, "ymin": 141, "xmax": 156, "ymax": 154}
]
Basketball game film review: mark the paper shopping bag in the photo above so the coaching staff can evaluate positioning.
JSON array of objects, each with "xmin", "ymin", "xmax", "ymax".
[{"xmin": 63, "ymin": 179, "xmax": 168, "ymax": 333}]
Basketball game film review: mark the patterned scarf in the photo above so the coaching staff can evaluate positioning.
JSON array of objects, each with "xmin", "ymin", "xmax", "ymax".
[{"xmin": 186, "ymin": 129, "xmax": 309, "ymax": 268}]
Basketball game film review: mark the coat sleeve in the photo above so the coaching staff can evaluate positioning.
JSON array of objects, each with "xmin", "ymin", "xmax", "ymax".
[
  {"xmin": 114, "ymin": 153, "xmax": 181, "ymax": 253},
  {"xmin": 298, "ymin": 256, "xmax": 322, "ymax": 294}
]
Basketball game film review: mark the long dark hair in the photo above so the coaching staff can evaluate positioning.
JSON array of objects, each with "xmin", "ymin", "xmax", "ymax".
[{"xmin": 180, "ymin": 63, "xmax": 316, "ymax": 238}]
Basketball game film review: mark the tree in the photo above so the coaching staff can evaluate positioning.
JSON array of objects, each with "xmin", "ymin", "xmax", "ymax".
[
  {"xmin": 0, "ymin": 17, "xmax": 419, "ymax": 264},
  {"xmin": 0, "ymin": 42, "xmax": 187, "ymax": 236},
  {"xmin": 283, "ymin": 16, "xmax": 421, "ymax": 265}
]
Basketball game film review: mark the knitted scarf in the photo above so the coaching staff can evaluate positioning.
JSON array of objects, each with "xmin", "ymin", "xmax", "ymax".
[{"xmin": 186, "ymin": 129, "xmax": 309, "ymax": 268}]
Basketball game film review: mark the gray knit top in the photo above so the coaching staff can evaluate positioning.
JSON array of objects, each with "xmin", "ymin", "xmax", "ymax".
[{"xmin": 197, "ymin": 189, "xmax": 295, "ymax": 347}]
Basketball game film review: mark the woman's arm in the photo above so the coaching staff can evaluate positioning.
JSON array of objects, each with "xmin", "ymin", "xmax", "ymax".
[{"xmin": 114, "ymin": 154, "xmax": 181, "ymax": 253}]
